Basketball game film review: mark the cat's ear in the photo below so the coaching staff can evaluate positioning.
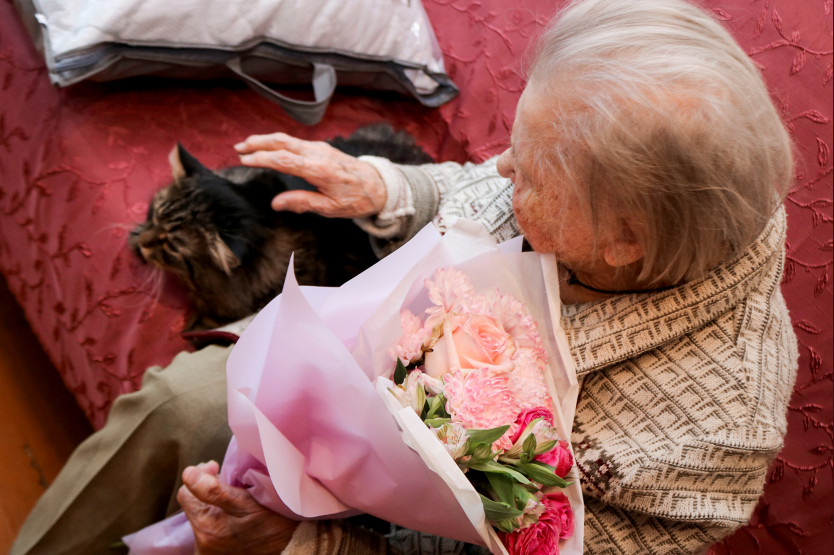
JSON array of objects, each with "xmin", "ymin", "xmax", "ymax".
[
  {"xmin": 221, "ymin": 235, "xmax": 249, "ymax": 265},
  {"xmin": 207, "ymin": 232, "xmax": 243, "ymax": 276},
  {"xmin": 169, "ymin": 143, "xmax": 210, "ymax": 181}
]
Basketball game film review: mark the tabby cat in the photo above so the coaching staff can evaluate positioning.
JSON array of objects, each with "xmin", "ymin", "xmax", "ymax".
[{"xmin": 129, "ymin": 124, "xmax": 433, "ymax": 330}]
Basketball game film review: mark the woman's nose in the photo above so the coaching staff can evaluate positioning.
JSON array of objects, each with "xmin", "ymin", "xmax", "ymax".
[{"xmin": 496, "ymin": 149, "xmax": 513, "ymax": 180}]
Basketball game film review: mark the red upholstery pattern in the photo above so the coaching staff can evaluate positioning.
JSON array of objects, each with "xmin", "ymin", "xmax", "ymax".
[{"xmin": 0, "ymin": 0, "xmax": 830, "ymax": 551}]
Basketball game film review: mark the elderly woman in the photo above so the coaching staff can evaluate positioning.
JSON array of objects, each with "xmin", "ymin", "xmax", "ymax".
[{"xmin": 12, "ymin": 0, "xmax": 797, "ymax": 553}]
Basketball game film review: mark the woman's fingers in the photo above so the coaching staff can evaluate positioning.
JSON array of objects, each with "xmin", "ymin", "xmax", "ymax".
[
  {"xmin": 234, "ymin": 132, "xmax": 302, "ymax": 155},
  {"xmin": 196, "ymin": 460, "xmax": 220, "ymax": 476},
  {"xmin": 180, "ymin": 464, "xmax": 258, "ymax": 517},
  {"xmin": 238, "ymin": 150, "xmax": 304, "ymax": 175},
  {"xmin": 238, "ymin": 143, "xmax": 349, "ymax": 186},
  {"xmin": 179, "ymin": 463, "xmax": 299, "ymax": 554},
  {"xmin": 233, "ymin": 131, "xmax": 388, "ymax": 218},
  {"xmin": 235, "ymin": 133, "xmax": 330, "ymax": 159},
  {"xmin": 270, "ymin": 190, "xmax": 335, "ymax": 215}
]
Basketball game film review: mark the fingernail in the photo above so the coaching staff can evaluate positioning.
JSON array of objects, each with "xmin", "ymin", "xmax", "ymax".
[
  {"xmin": 233, "ymin": 142, "xmax": 246, "ymax": 150},
  {"xmin": 239, "ymin": 154, "xmax": 252, "ymax": 163}
]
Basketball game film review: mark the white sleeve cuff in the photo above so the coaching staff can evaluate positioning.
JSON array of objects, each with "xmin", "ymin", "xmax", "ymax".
[{"xmin": 358, "ymin": 155, "xmax": 415, "ymax": 220}]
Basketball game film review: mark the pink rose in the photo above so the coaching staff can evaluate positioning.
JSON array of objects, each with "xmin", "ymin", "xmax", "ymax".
[
  {"xmin": 537, "ymin": 440, "xmax": 573, "ymax": 478},
  {"xmin": 499, "ymin": 492, "xmax": 574, "ymax": 555},
  {"xmin": 424, "ymin": 314, "xmax": 516, "ymax": 378}
]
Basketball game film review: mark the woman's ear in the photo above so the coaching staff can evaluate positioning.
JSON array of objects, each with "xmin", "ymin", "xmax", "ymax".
[{"xmin": 603, "ymin": 218, "xmax": 644, "ymax": 267}]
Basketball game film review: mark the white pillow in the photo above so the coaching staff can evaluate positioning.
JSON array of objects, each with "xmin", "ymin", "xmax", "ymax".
[{"xmin": 17, "ymin": 0, "xmax": 457, "ymax": 123}]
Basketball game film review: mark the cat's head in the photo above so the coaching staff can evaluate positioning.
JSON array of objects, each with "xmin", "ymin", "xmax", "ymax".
[{"xmin": 129, "ymin": 145, "xmax": 263, "ymax": 282}]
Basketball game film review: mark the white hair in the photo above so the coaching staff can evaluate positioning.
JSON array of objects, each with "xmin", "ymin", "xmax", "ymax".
[{"xmin": 527, "ymin": 0, "xmax": 793, "ymax": 284}]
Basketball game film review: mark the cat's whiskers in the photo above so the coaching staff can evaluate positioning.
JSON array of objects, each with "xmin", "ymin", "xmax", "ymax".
[
  {"xmin": 133, "ymin": 263, "xmax": 165, "ymax": 306},
  {"xmin": 92, "ymin": 221, "xmax": 138, "ymax": 240}
]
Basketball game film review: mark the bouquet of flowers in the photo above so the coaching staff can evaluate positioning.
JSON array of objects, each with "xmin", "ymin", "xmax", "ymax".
[
  {"xmin": 125, "ymin": 220, "xmax": 583, "ymax": 555},
  {"xmin": 385, "ymin": 266, "xmax": 575, "ymax": 550}
]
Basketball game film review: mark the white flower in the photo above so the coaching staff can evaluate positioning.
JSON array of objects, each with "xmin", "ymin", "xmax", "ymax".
[
  {"xmin": 391, "ymin": 372, "xmax": 426, "ymax": 414},
  {"xmin": 432, "ymin": 421, "xmax": 470, "ymax": 461}
]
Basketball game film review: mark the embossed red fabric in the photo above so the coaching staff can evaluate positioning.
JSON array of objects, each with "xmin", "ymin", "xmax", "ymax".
[{"xmin": 0, "ymin": 0, "xmax": 830, "ymax": 552}]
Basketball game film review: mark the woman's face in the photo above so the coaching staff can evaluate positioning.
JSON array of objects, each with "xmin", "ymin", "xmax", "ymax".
[{"xmin": 497, "ymin": 86, "xmax": 609, "ymax": 276}]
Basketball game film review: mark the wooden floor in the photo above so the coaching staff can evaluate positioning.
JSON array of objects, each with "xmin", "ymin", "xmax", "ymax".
[{"xmin": 0, "ymin": 275, "xmax": 93, "ymax": 553}]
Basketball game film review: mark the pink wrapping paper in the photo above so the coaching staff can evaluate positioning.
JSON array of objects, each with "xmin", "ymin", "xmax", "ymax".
[{"xmin": 125, "ymin": 220, "xmax": 583, "ymax": 554}]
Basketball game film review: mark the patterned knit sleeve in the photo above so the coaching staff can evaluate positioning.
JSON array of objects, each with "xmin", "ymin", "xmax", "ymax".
[
  {"xmin": 281, "ymin": 505, "xmax": 729, "ymax": 554},
  {"xmin": 281, "ymin": 520, "xmax": 493, "ymax": 555},
  {"xmin": 583, "ymin": 497, "xmax": 730, "ymax": 554},
  {"xmin": 353, "ymin": 156, "xmax": 518, "ymax": 257},
  {"xmin": 281, "ymin": 520, "xmax": 395, "ymax": 555}
]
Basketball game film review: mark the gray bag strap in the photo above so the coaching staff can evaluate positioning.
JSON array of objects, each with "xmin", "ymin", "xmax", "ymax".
[{"xmin": 225, "ymin": 58, "xmax": 336, "ymax": 125}]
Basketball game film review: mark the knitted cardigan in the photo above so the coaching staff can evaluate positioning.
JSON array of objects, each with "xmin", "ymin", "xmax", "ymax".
[{"xmin": 283, "ymin": 158, "xmax": 798, "ymax": 554}]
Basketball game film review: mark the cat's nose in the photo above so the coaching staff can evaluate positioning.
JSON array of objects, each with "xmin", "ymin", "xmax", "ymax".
[
  {"xmin": 138, "ymin": 230, "xmax": 166, "ymax": 247},
  {"xmin": 138, "ymin": 246, "xmax": 153, "ymax": 262}
]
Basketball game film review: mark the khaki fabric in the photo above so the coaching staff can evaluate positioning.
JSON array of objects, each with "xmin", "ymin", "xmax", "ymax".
[{"xmin": 11, "ymin": 345, "xmax": 233, "ymax": 555}]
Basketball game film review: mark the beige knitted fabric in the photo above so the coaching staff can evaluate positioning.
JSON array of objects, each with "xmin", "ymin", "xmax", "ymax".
[
  {"xmin": 565, "ymin": 207, "xmax": 797, "ymax": 552},
  {"xmin": 358, "ymin": 159, "xmax": 799, "ymax": 553},
  {"xmin": 283, "ymin": 521, "xmax": 392, "ymax": 555}
]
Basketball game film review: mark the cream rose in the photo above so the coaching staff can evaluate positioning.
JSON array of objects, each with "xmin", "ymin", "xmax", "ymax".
[{"xmin": 424, "ymin": 314, "xmax": 517, "ymax": 377}]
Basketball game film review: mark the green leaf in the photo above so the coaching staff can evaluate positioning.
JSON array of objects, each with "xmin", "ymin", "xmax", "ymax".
[
  {"xmin": 516, "ymin": 461, "xmax": 573, "ymax": 487},
  {"xmin": 522, "ymin": 433, "xmax": 537, "ymax": 455},
  {"xmin": 424, "ymin": 393, "xmax": 449, "ymax": 420},
  {"xmin": 423, "ymin": 417, "xmax": 451, "ymax": 428},
  {"xmin": 534, "ymin": 439, "xmax": 558, "ymax": 456},
  {"xmin": 486, "ymin": 472, "xmax": 517, "ymax": 508},
  {"xmin": 493, "ymin": 518, "xmax": 521, "ymax": 534},
  {"xmin": 520, "ymin": 433, "xmax": 537, "ymax": 463},
  {"xmin": 467, "ymin": 443, "xmax": 496, "ymax": 464},
  {"xmin": 393, "ymin": 359, "xmax": 407, "ymax": 385},
  {"xmin": 512, "ymin": 483, "xmax": 537, "ymax": 506},
  {"xmin": 469, "ymin": 460, "xmax": 531, "ymax": 484},
  {"xmin": 466, "ymin": 425, "xmax": 510, "ymax": 446},
  {"xmin": 479, "ymin": 494, "xmax": 523, "ymax": 524}
]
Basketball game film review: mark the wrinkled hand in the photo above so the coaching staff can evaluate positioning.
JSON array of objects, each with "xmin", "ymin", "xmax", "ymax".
[
  {"xmin": 178, "ymin": 461, "xmax": 298, "ymax": 555},
  {"xmin": 235, "ymin": 132, "xmax": 387, "ymax": 218}
]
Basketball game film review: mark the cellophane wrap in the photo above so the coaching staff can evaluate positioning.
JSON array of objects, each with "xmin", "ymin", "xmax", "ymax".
[{"xmin": 124, "ymin": 219, "xmax": 583, "ymax": 554}]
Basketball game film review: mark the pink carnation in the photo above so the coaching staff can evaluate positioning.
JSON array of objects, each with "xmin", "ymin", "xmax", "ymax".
[
  {"xmin": 538, "ymin": 440, "xmax": 573, "ymax": 478},
  {"xmin": 393, "ymin": 310, "xmax": 431, "ymax": 364},
  {"xmin": 511, "ymin": 408, "xmax": 554, "ymax": 442},
  {"xmin": 443, "ymin": 368, "xmax": 519, "ymax": 451},
  {"xmin": 423, "ymin": 268, "xmax": 477, "ymax": 326},
  {"xmin": 507, "ymin": 360, "xmax": 553, "ymax": 410},
  {"xmin": 489, "ymin": 291, "xmax": 545, "ymax": 351},
  {"xmin": 510, "ymin": 408, "xmax": 572, "ymax": 476},
  {"xmin": 499, "ymin": 492, "xmax": 574, "ymax": 555}
]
